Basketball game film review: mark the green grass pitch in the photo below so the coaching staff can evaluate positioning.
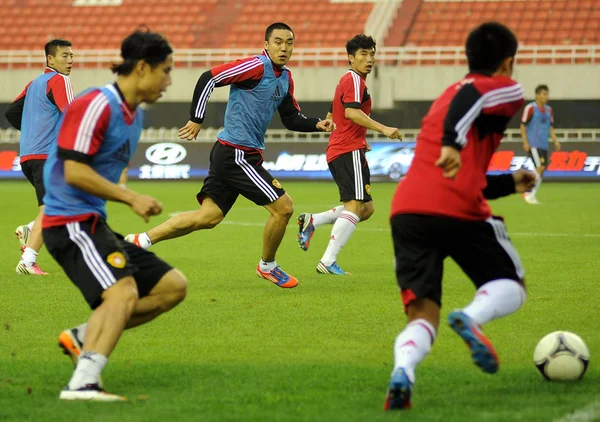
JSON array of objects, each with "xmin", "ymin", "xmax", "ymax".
[{"xmin": 0, "ymin": 181, "xmax": 598, "ymax": 422}]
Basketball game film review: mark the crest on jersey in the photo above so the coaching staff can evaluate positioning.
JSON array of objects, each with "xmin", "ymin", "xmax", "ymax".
[
  {"xmin": 365, "ymin": 184, "xmax": 371, "ymax": 195},
  {"xmin": 272, "ymin": 179, "xmax": 282, "ymax": 189},
  {"xmin": 107, "ymin": 252, "xmax": 126, "ymax": 269}
]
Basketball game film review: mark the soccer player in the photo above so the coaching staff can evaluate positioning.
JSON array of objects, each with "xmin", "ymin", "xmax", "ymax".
[
  {"xmin": 520, "ymin": 84, "xmax": 561, "ymax": 204},
  {"xmin": 296, "ymin": 34, "xmax": 401, "ymax": 275},
  {"xmin": 126, "ymin": 22, "xmax": 335, "ymax": 289},
  {"xmin": 384, "ymin": 23, "xmax": 537, "ymax": 410},
  {"xmin": 43, "ymin": 31, "xmax": 187, "ymax": 401},
  {"xmin": 5, "ymin": 39, "xmax": 74, "ymax": 275}
]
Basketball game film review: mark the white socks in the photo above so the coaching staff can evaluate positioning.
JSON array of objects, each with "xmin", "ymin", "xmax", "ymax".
[
  {"xmin": 312, "ymin": 206, "xmax": 344, "ymax": 228},
  {"xmin": 530, "ymin": 177, "xmax": 542, "ymax": 196},
  {"xmin": 320, "ymin": 211, "xmax": 360, "ymax": 265},
  {"xmin": 27, "ymin": 221, "xmax": 34, "ymax": 231},
  {"xmin": 68, "ymin": 351, "xmax": 108, "ymax": 390},
  {"xmin": 21, "ymin": 247, "xmax": 38, "ymax": 267},
  {"xmin": 393, "ymin": 319, "xmax": 437, "ymax": 384},
  {"xmin": 463, "ymin": 279, "xmax": 527, "ymax": 326},
  {"xmin": 259, "ymin": 259, "xmax": 277, "ymax": 272}
]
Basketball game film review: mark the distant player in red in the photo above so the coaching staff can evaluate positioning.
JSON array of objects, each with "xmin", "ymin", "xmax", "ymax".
[
  {"xmin": 384, "ymin": 23, "xmax": 537, "ymax": 411},
  {"xmin": 296, "ymin": 35, "xmax": 401, "ymax": 275}
]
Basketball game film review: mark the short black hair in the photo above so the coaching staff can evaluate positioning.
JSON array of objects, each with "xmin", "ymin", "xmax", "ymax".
[
  {"xmin": 44, "ymin": 39, "xmax": 72, "ymax": 58},
  {"xmin": 465, "ymin": 22, "xmax": 518, "ymax": 74},
  {"xmin": 265, "ymin": 22, "xmax": 294, "ymax": 41},
  {"xmin": 346, "ymin": 34, "xmax": 377, "ymax": 57},
  {"xmin": 111, "ymin": 30, "xmax": 173, "ymax": 75},
  {"xmin": 535, "ymin": 84, "xmax": 549, "ymax": 94}
]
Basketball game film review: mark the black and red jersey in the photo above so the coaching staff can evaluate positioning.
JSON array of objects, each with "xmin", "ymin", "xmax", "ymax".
[{"xmin": 391, "ymin": 73, "xmax": 524, "ymax": 221}]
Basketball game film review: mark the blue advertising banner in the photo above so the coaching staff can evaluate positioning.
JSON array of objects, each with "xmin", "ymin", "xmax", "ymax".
[{"xmin": 1, "ymin": 140, "xmax": 599, "ymax": 181}]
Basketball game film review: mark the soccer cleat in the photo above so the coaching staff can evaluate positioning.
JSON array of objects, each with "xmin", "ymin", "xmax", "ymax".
[
  {"xmin": 523, "ymin": 194, "xmax": 541, "ymax": 205},
  {"xmin": 297, "ymin": 213, "xmax": 315, "ymax": 251},
  {"xmin": 316, "ymin": 261, "xmax": 351, "ymax": 275},
  {"xmin": 448, "ymin": 310, "xmax": 499, "ymax": 374},
  {"xmin": 384, "ymin": 368, "xmax": 413, "ymax": 411},
  {"xmin": 59, "ymin": 383, "xmax": 126, "ymax": 402},
  {"xmin": 125, "ymin": 233, "xmax": 142, "ymax": 247},
  {"xmin": 15, "ymin": 225, "xmax": 30, "ymax": 252},
  {"xmin": 256, "ymin": 265, "xmax": 298, "ymax": 288},
  {"xmin": 58, "ymin": 329, "xmax": 84, "ymax": 366},
  {"xmin": 58, "ymin": 329, "xmax": 104, "ymax": 388},
  {"xmin": 15, "ymin": 261, "xmax": 47, "ymax": 275}
]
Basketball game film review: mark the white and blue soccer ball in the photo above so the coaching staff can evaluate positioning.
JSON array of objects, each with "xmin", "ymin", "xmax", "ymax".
[{"xmin": 534, "ymin": 331, "xmax": 590, "ymax": 381}]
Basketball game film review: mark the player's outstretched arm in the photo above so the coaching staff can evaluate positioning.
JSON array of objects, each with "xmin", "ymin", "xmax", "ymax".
[
  {"xmin": 344, "ymin": 108, "xmax": 401, "ymax": 139},
  {"xmin": 64, "ymin": 160, "xmax": 162, "ymax": 222}
]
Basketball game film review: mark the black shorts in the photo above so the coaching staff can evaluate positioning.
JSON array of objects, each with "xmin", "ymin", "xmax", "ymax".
[
  {"xmin": 529, "ymin": 148, "xmax": 548, "ymax": 168},
  {"xmin": 328, "ymin": 149, "xmax": 372, "ymax": 202},
  {"xmin": 391, "ymin": 214, "xmax": 524, "ymax": 310},
  {"xmin": 43, "ymin": 217, "xmax": 173, "ymax": 310},
  {"xmin": 197, "ymin": 141, "xmax": 286, "ymax": 215},
  {"xmin": 21, "ymin": 159, "xmax": 46, "ymax": 206}
]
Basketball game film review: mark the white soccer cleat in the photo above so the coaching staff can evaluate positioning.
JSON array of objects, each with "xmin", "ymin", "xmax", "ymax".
[
  {"xmin": 125, "ymin": 233, "xmax": 151, "ymax": 249},
  {"xmin": 14, "ymin": 225, "xmax": 30, "ymax": 251},
  {"xmin": 15, "ymin": 260, "xmax": 47, "ymax": 275},
  {"xmin": 59, "ymin": 384, "xmax": 127, "ymax": 402},
  {"xmin": 523, "ymin": 194, "xmax": 541, "ymax": 205}
]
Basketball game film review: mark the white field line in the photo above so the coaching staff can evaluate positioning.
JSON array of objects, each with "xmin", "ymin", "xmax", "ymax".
[
  {"xmin": 554, "ymin": 400, "xmax": 600, "ymax": 422},
  {"xmin": 167, "ymin": 212, "xmax": 600, "ymax": 237}
]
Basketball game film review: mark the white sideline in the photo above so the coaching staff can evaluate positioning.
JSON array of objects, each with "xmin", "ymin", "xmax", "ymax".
[
  {"xmin": 167, "ymin": 212, "xmax": 600, "ymax": 237},
  {"xmin": 554, "ymin": 400, "xmax": 600, "ymax": 422}
]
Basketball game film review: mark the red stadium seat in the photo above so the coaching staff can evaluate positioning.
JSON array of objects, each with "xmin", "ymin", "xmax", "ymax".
[{"xmin": 390, "ymin": 0, "xmax": 597, "ymax": 47}]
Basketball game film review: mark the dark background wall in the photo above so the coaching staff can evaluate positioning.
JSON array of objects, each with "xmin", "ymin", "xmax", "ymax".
[{"xmin": 1, "ymin": 100, "xmax": 598, "ymax": 130}]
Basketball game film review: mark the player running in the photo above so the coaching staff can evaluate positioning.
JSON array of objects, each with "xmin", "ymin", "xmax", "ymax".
[
  {"xmin": 45, "ymin": 31, "xmax": 187, "ymax": 401},
  {"xmin": 296, "ymin": 34, "xmax": 401, "ymax": 275},
  {"xmin": 5, "ymin": 39, "xmax": 74, "ymax": 275},
  {"xmin": 384, "ymin": 22, "xmax": 536, "ymax": 411},
  {"xmin": 126, "ymin": 22, "xmax": 335, "ymax": 289},
  {"xmin": 520, "ymin": 84, "xmax": 561, "ymax": 204}
]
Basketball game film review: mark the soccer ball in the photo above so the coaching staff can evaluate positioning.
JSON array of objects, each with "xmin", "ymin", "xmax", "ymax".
[{"xmin": 533, "ymin": 331, "xmax": 590, "ymax": 381}]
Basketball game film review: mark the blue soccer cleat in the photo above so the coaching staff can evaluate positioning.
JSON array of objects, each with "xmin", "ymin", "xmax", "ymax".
[
  {"xmin": 316, "ymin": 261, "xmax": 350, "ymax": 275},
  {"xmin": 297, "ymin": 213, "xmax": 315, "ymax": 251},
  {"xmin": 384, "ymin": 368, "xmax": 412, "ymax": 411},
  {"xmin": 448, "ymin": 310, "xmax": 499, "ymax": 374}
]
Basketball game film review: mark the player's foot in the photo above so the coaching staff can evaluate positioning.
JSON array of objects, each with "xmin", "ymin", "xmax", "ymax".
[
  {"xmin": 316, "ymin": 261, "xmax": 351, "ymax": 275},
  {"xmin": 256, "ymin": 265, "xmax": 298, "ymax": 288},
  {"xmin": 448, "ymin": 310, "xmax": 499, "ymax": 374},
  {"xmin": 14, "ymin": 225, "xmax": 30, "ymax": 252},
  {"xmin": 384, "ymin": 367, "xmax": 413, "ymax": 411},
  {"xmin": 58, "ymin": 329, "xmax": 104, "ymax": 388},
  {"xmin": 58, "ymin": 328, "xmax": 84, "ymax": 366},
  {"xmin": 15, "ymin": 261, "xmax": 47, "ymax": 275},
  {"xmin": 59, "ymin": 384, "xmax": 126, "ymax": 402},
  {"xmin": 125, "ymin": 233, "xmax": 151, "ymax": 249},
  {"xmin": 297, "ymin": 213, "xmax": 315, "ymax": 251},
  {"xmin": 523, "ymin": 193, "xmax": 541, "ymax": 205}
]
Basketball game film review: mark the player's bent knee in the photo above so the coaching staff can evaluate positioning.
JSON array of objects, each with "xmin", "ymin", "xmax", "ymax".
[
  {"xmin": 361, "ymin": 203, "xmax": 375, "ymax": 221},
  {"xmin": 159, "ymin": 269, "xmax": 188, "ymax": 309},
  {"xmin": 103, "ymin": 276, "xmax": 139, "ymax": 312},
  {"xmin": 274, "ymin": 198, "xmax": 294, "ymax": 219}
]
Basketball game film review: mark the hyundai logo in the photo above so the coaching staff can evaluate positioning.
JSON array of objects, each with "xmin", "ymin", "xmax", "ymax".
[{"xmin": 145, "ymin": 143, "xmax": 187, "ymax": 165}]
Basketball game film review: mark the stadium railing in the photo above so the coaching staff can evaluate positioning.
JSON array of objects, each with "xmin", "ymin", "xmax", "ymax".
[
  {"xmin": 1, "ymin": 128, "xmax": 599, "ymax": 143},
  {"xmin": 0, "ymin": 45, "xmax": 598, "ymax": 68}
]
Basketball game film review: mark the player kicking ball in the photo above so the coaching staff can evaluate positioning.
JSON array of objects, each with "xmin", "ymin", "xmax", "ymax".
[
  {"xmin": 384, "ymin": 22, "xmax": 537, "ymax": 410},
  {"xmin": 44, "ymin": 31, "xmax": 187, "ymax": 401},
  {"xmin": 297, "ymin": 34, "xmax": 401, "ymax": 275}
]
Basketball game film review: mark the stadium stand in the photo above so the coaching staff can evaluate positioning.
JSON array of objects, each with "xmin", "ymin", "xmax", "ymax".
[
  {"xmin": 389, "ymin": 0, "xmax": 600, "ymax": 47},
  {"xmin": 0, "ymin": 0, "xmax": 373, "ymax": 50}
]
